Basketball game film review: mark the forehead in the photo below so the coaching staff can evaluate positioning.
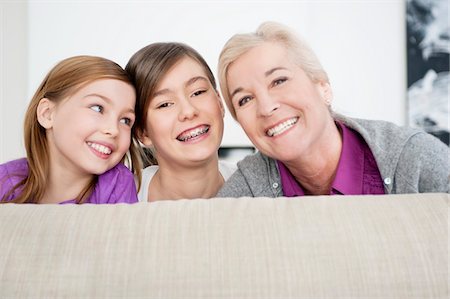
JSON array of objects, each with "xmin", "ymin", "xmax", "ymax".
[
  {"xmin": 71, "ymin": 78, "xmax": 130, "ymax": 94},
  {"xmin": 228, "ymin": 42, "xmax": 290, "ymax": 77},
  {"xmin": 63, "ymin": 79, "xmax": 135, "ymax": 106},
  {"xmin": 158, "ymin": 56, "xmax": 208, "ymax": 87},
  {"xmin": 227, "ymin": 42, "xmax": 293, "ymax": 86}
]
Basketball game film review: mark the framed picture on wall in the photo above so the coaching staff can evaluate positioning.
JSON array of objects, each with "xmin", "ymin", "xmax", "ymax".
[{"xmin": 406, "ymin": 0, "xmax": 449, "ymax": 145}]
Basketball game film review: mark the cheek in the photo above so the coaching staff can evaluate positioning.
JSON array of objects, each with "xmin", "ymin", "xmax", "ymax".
[
  {"xmin": 205, "ymin": 98, "xmax": 223, "ymax": 114},
  {"xmin": 119, "ymin": 128, "xmax": 132, "ymax": 143},
  {"xmin": 144, "ymin": 113, "xmax": 160, "ymax": 131},
  {"xmin": 236, "ymin": 114, "xmax": 256, "ymax": 135}
]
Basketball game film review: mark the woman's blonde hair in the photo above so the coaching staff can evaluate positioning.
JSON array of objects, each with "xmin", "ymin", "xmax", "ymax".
[
  {"xmin": 218, "ymin": 21, "xmax": 329, "ymax": 119},
  {"xmin": 1, "ymin": 55, "xmax": 142, "ymax": 203}
]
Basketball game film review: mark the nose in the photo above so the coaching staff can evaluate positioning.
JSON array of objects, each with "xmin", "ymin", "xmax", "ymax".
[
  {"xmin": 178, "ymin": 98, "xmax": 199, "ymax": 121},
  {"xmin": 256, "ymin": 91, "xmax": 280, "ymax": 117},
  {"xmin": 102, "ymin": 116, "xmax": 119, "ymax": 137}
]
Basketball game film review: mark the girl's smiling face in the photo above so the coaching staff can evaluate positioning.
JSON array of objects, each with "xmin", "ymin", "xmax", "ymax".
[
  {"xmin": 139, "ymin": 56, "xmax": 224, "ymax": 168},
  {"xmin": 40, "ymin": 78, "xmax": 136, "ymax": 178}
]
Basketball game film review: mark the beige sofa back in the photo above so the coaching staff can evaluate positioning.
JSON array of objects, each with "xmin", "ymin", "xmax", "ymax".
[{"xmin": 0, "ymin": 193, "xmax": 448, "ymax": 298}]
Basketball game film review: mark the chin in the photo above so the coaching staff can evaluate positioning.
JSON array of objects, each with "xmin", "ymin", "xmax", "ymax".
[
  {"xmin": 188, "ymin": 151, "xmax": 217, "ymax": 163},
  {"xmin": 272, "ymin": 149, "xmax": 301, "ymax": 162}
]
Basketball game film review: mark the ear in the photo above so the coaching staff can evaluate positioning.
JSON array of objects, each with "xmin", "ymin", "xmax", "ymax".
[
  {"xmin": 317, "ymin": 82, "xmax": 333, "ymax": 106},
  {"xmin": 37, "ymin": 98, "xmax": 56, "ymax": 129},
  {"xmin": 136, "ymin": 127, "xmax": 153, "ymax": 148}
]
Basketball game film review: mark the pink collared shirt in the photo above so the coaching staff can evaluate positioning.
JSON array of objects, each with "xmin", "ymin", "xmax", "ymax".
[{"xmin": 277, "ymin": 122, "xmax": 385, "ymax": 196}]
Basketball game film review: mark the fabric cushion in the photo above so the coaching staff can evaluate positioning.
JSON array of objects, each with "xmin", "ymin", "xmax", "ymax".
[{"xmin": 0, "ymin": 193, "xmax": 448, "ymax": 298}]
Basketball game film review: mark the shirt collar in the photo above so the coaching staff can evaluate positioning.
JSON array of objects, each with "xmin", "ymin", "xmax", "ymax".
[
  {"xmin": 331, "ymin": 121, "xmax": 364, "ymax": 195},
  {"xmin": 277, "ymin": 121, "xmax": 365, "ymax": 196}
]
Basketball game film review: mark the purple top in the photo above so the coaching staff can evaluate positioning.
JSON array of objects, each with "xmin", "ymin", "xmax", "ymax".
[
  {"xmin": 277, "ymin": 122, "xmax": 385, "ymax": 196},
  {"xmin": 0, "ymin": 158, "xmax": 138, "ymax": 204}
]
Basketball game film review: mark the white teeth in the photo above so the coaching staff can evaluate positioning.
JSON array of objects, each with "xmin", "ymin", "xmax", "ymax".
[
  {"xmin": 177, "ymin": 126, "xmax": 209, "ymax": 141},
  {"xmin": 87, "ymin": 142, "xmax": 112, "ymax": 155},
  {"xmin": 267, "ymin": 117, "xmax": 298, "ymax": 137}
]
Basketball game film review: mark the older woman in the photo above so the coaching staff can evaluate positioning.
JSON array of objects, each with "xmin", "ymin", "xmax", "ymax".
[{"xmin": 217, "ymin": 21, "xmax": 449, "ymax": 197}]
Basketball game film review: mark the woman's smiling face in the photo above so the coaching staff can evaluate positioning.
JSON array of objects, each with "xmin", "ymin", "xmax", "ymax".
[{"xmin": 226, "ymin": 42, "xmax": 334, "ymax": 163}]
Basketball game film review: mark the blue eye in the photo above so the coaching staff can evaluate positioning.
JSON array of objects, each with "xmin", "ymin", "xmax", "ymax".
[
  {"xmin": 120, "ymin": 118, "xmax": 133, "ymax": 126},
  {"xmin": 238, "ymin": 96, "xmax": 252, "ymax": 107},
  {"xmin": 90, "ymin": 105, "xmax": 103, "ymax": 113}
]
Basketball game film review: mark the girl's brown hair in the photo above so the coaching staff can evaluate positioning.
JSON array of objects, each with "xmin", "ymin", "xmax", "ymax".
[
  {"xmin": 1, "ymin": 55, "xmax": 142, "ymax": 203},
  {"xmin": 125, "ymin": 42, "xmax": 217, "ymax": 166}
]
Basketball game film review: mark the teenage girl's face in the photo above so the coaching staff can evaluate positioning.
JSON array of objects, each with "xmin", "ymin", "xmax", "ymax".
[
  {"xmin": 140, "ymin": 56, "xmax": 224, "ymax": 168},
  {"xmin": 43, "ymin": 79, "xmax": 136, "ymax": 177}
]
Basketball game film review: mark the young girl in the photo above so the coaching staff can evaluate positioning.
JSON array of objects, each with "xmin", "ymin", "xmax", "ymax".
[
  {"xmin": 0, "ymin": 55, "xmax": 142, "ymax": 204},
  {"xmin": 126, "ymin": 42, "xmax": 236, "ymax": 201}
]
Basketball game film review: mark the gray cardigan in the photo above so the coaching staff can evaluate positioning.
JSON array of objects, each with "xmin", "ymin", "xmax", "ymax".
[{"xmin": 217, "ymin": 114, "xmax": 450, "ymax": 197}]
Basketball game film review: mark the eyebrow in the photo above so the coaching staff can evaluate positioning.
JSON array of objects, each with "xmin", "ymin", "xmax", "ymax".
[
  {"xmin": 230, "ymin": 87, "xmax": 243, "ymax": 100},
  {"xmin": 153, "ymin": 76, "xmax": 209, "ymax": 98},
  {"xmin": 84, "ymin": 93, "xmax": 111, "ymax": 103},
  {"xmin": 152, "ymin": 88, "xmax": 170, "ymax": 98},
  {"xmin": 230, "ymin": 67, "xmax": 288, "ymax": 100},
  {"xmin": 84, "ymin": 93, "xmax": 135, "ymax": 114},
  {"xmin": 265, "ymin": 67, "xmax": 288, "ymax": 77},
  {"xmin": 185, "ymin": 76, "xmax": 208, "ymax": 87}
]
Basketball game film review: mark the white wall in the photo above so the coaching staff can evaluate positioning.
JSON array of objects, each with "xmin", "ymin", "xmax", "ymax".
[
  {"xmin": 0, "ymin": 2, "xmax": 28, "ymax": 163},
  {"xmin": 1, "ymin": 0, "xmax": 406, "ymax": 163}
]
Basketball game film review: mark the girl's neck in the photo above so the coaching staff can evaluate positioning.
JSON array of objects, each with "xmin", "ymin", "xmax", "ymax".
[
  {"xmin": 147, "ymin": 158, "xmax": 224, "ymax": 202},
  {"xmin": 40, "ymin": 162, "xmax": 94, "ymax": 204}
]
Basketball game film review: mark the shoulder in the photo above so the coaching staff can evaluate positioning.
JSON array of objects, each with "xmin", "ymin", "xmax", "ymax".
[
  {"xmin": 335, "ymin": 113, "xmax": 420, "ymax": 143},
  {"xmin": 335, "ymin": 113, "xmax": 424, "ymax": 163},
  {"xmin": 0, "ymin": 158, "xmax": 28, "ymax": 172},
  {"xmin": 219, "ymin": 160, "xmax": 237, "ymax": 180},
  {"xmin": 140, "ymin": 165, "xmax": 159, "ymax": 190},
  {"xmin": 236, "ymin": 151, "xmax": 269, "ymax": 169},
  {"xmin": 236, "ymin": 151, "xmax": 276, "ymax": 178},
  {"xmin": 217, "ymin": 152, "xmax": 280, "ymax": 197},
  {"xmin": 335, "ymin": 113, "xmax": 449, "ymax": 192},
  {"xmin": 141, "ymin": 165, "xmax": 159, "ymax": 179},
  {"xmin": 399, "ymin": 132, "xmax": 449, "ymax": 173},
  {"xmin": 0, "ymin": 158, "xmax": 28, "ymax": 180},
  {"xmin": 337, "ymin": 114, "xmax": 445, "ymax": 156},
  {"xmin": 0, "ymin": 158, "xmax": 28, "ymax": 201},
  {"xmin": 101, "ymin": 163, "xmax": 135, "ymax": 181},
  {"xmin": 93, "ymin": 163, "xmax": 138, "ymax": 204},
  {"xmin": 137, "ymin": 165, "xmax": 159, "ymax": 202},
  {"xmin": 396, "ymin": 133, "xmax": 449, "ymax": 192}
]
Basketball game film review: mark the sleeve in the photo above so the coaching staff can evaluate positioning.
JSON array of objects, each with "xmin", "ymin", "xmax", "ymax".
[
  {"xmin": 0, "ymin": 165, "xmax": 12, "ymax": 201},
  {"xmin": 216, "ymin": 168, "xmax": 254, "ymax": 198},
  {"xmin": 0, "ymin": 160, "xmax": 26, "ymax": 202},
  {"xmin": 400, "ymin": 132, "xmax": 450, "ymax": 193}
]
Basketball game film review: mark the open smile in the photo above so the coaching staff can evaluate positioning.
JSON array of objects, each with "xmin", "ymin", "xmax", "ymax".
[
  {"xmin": 176, "ymin": 125, "xmax": 210, "ymax": 142},
  {"xmin": 266, "ymin": 117, "xmax": 299, "ymax": 137},
  {"xmin": 87, "ymin": 141, "xmax": 113, "ymax": 158}
]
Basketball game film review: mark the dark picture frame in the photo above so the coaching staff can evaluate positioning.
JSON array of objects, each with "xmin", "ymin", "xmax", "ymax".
[{"xmin": 406, "ymin": 0, "xmax": 449, "ymax": 145}]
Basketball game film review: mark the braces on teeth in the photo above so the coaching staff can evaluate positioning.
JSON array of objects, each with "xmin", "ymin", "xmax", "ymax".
[{"xmin": 178, "ymin": 126, "xmax": 209, "ymax": 141}]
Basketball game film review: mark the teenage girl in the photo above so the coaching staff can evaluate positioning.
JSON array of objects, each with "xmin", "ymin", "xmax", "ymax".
[{"xmin": 126, "ymin": 43, "xmax": 236, "ymax": 201}]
